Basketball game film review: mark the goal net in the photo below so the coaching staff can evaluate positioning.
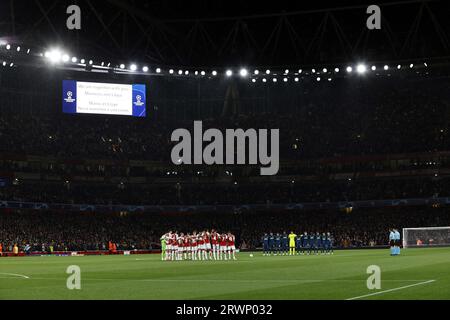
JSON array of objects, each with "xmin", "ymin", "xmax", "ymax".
[{"xmin": 402, "ymin": 227, "xmax": 450, "ymax": 248}]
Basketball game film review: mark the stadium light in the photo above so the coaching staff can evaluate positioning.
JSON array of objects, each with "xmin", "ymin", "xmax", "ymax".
[
  {"xmin": 397, "ymin": 64, "xmax": 401, "ymax": 69},
  {"xmin": 27, "ymin": 49, "xmax": 31, "ymax": 54},
  {"xmin": 328, "ymin": 78, "xmax": 332, "ymax": 82},
  {"xmin": 272, "ymin": 78, "xmax": 277, "ymax": 82},
  {"xmin": 62, "ymin": 54, "xmax": 70, "ymax": 63},
  {"xmin": 294, "ymin": 77, "xmax": 299, "ymax": 82},
  {"xmin": 212, "ymin": 70, "xmax": 217, "ymax": 76},
  {"xmin": 6, "ymin": 44, "xmax": 11, "ymax": 50},
  {"xmin": 322, "ymin": 68, "xmax": 327, "ymax": 73},
  {"xmin": 409, "ymin": 63, "xmax": 414, "ymax": 68},
  {"xmin": 346, "ymin": 66, "xmax": 353, "ymax": 73},
  {"xmin": 178, "ymin": 70, "xmax": 183, "ymax": 75},
  {"xmin": 265, "ymin": 69, "xmax": 271, "ymax": 75},
  {"xmin": 81, "ymin": 59, "xmax": 86, "ymax": 64},
  {"xmin": 284, "ymin": 69, "xmax": 289, "ymax": 74},
  {"xmin": 47, "ymin": 49, "xmax": 63, "ymax": 63},
  {"xmin": 254, "ymin": 70, "xmax": 259, "ymax": 75},
  {"xmin": 17, "ymin": 46, "xmax": 21, "ymax": 52},
  {"xmin": 424, "ymin": 62, "xmax": 428, "ymax": 67},
  {"xmin": 2, "ymin": 61, "xmax": 6, "ymax": 67},
  {"xmin": 130, "ymin": 64, "xmax": 137, "ymax": 71},
  {"xmin": 156, "ymin": 68, "xmax": 161, "ymax": 73},
  {"xmin": 334, "ymin": 67, "xmax": 340, "ymax": 73},
  {"xmin": 120, "ymin": 63, "xmax": 125, "ymax": 69},
  {"xmin": 185, "ymin": 70, "xmax": 190, "ymax": 75},
  {"xmin": 312, "ymin": 68, "xmax": 316, "ymax": 73},
  {"xmin": 316, "ymin": 77, "xmax": 321, "ymax": 81},
  {"xmin": 201, "ymin": 71, "xmax": 206, "ymax": 76},
  {"xmin": 251, "ymin": 79, "xmax": 256, "ymax": 83},
  {"xmin": 142, "ymin": 66, "xmax": 149, "ymax": 72},
  {"xmin": 169, "ymin": 69, "xmax": 174, "ymax": 74},
  {"xmin": 226, "ymin": 70, "xmax": 233, "ymax": 77},
  {"xmin": 262, "ymin": 78, "xmax": 267, "ymax": 82},
  {"xmin": 10, "ymin": 62, "xmax": 13, "ymax": 67},
  {"xmin": 371, "ymin": 65, "xmax": 376, "ymax": 71},
  {"xmin": 71, "ymin": 57, "xmax": 78, "ymax": 63},
  {"xmin": 384, "ymin": 65, "xmax": 389, "ymax": 70},
  {"xmin": 283, "ymin": 77, "xmax": 288, "ymax": 82},
  {"xmin": 239, "ymin": 68, "xmax": 248, "ymax": 77},
  {"xmin": 356, "ymin": 64, "xmax": 367, "ymax": 74},
  {"xmin": 298, "ymin": 69, "xmax": 302, "ymax": 74},
  {"xmin": 89, "ymin": 60, "xmax": 93, "ymax": 65}
]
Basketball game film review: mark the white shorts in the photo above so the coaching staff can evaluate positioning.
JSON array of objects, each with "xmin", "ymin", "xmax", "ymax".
[
  {"xmin": 212, "ymin": 244, "xmax": 219, "ymax": 250},
  {"xmin": 178, "ymin": 246, "xmax": 183, "ymax": 253},
  {"xmin": 192, "ymin": 246, "xmax": 198, "ymax": 251},
  {"xmin": 220, "ymin": 246, "xmax": 227, "ymax": 251},
  {"xmin": 229, "ymin": 245, "xmax": 236, "ymax": 251},
  {"xmin": 167, "ymin": 244, "xmax": 172, "ymax": 250}
]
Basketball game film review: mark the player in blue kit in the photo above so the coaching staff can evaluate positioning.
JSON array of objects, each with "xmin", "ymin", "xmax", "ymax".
[
  {"xmin": 316, "ymin": 232, "xmax": 323, "ymax": 255},
  {"xmin": 325, "ymin": 232, "xmax": 333, "ymax": 254},
  {"xmin": 308, "ymin": 233, "xmax": 315, "ymax": 255},
  {"xmin": 281, "ymin": 232, "xmax": 288, "ymax": 255},
  {"xmin": 320, "ymin": 233, "xmax": 327, "ymax": 254},
  {"xmin": 296, "ymin": 233, "xmax": 302, "ymax": 255},
  {"xmin": 262, "ymin": 233, "xmax": 269, "ymax": 256},
  {"xmin": 268, "ymin": 232, "xmax": 275, "ymax": 255},
  {"xmin": 274, "ymin": 233, "xmax": 281, "ymax": 255},
  {"xmin": 302, "ymin": 231, "xmax": 309, "ymax": 254}
]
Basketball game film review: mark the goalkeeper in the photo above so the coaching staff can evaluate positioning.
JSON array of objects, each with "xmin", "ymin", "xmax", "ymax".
[
  {"xmin": 288, "ymin": 231, "xmax": 297, "ymax": 255},
  {"xmin": 160, "ymin": 235, "xmax": 167, "ymax": 261}
]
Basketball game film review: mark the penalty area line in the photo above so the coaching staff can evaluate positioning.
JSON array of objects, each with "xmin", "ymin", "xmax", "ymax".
[{"xmin": 346, "ymin": 280, "xmax": 436, "ymax": 300}]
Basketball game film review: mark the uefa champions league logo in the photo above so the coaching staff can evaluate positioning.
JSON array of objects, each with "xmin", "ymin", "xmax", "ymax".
[
  {"xmin": 134, "ymin": 95, "xmax": 144, "ymax": 106},
  {"xmin": 64, "ymin": 91, "xmax": 75, "ymax": 103}
]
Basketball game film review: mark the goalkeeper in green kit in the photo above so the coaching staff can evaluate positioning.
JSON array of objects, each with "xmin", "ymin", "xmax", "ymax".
[{"xmin": 160, "ymin": 235, "xmax": 167, "ymax": 261}]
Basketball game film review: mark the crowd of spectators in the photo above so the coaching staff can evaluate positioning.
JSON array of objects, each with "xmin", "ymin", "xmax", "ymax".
[
  {"xmin": 1, "ymin": 177, "xmax": 448, "ymax": 206},
  {"xmin": 1, "ymin": 207, "xmax": 449, "ymax": 252}
]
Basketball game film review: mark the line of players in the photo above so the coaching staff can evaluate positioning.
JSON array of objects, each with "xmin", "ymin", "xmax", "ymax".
[
  {"xmin": 262, "ymin": 232, "xmax": 334, "ymax": 255},
  {"xmin": 161, "ymin": 230, "xmax": 237, "ymax": 261}
]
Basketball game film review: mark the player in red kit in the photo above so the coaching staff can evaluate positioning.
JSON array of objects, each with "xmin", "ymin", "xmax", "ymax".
[
  {"xmin": 210, "ymin": 230, "xmax": 219, "ymax": 260},
  {"xmin": 227, "ymin": 232, "xmax": 237, "ymax": 260}
]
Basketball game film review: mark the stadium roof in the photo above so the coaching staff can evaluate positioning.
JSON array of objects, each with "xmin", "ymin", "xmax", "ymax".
[{"xmin": 0, "ymin": 0, "xmax": 448, "ymax": 68}]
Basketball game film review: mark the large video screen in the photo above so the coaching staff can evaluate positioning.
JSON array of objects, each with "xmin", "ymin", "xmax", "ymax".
[{"xmin": 62, "ymin": 80, "xmax": 146, "ymax": 117}]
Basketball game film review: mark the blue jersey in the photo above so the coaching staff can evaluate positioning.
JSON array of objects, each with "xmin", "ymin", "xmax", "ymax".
[
  {"xmin": 301, "ymin": 235, "xmax": 308, "ymax": 246},
  {"xmin": 389, "ymin": 232, "xmax": 395, "ymax": 241},
  {"xmin": 275, "ymin": 235, "xmax": 281, "ymax": 246},
  {"xmin": 269, "ymin": 235, "xmax": 275, "ymax": 246},
  {"xmin": 263, "ymin": 235, "xmax": 269, "ymax": 245},
  {"xmin": 282, "ymin": 235, "xmax": 288, "ymax": 247},
  {"xmin": 394, "ymin": 231, "xmax": 401, "ymax": 240}
]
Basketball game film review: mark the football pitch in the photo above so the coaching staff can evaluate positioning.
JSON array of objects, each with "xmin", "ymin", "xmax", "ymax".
[{"xmin": 1, "ymin": 248, "xmax": 449, "ymax": 300}]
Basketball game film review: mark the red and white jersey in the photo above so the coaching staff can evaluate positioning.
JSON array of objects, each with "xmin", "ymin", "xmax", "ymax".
[
  {"xmin": 172, "ymin": 234, "xmax": 178, "ymax": 246},
  {"xmin": 227, "ymin": 235, "xmax": 235, "ymax": 246},
  {"xmin": 183, "ymin": 237, "xmax": 190, "ymax": 247},
  {"xmin": 211, "ymin": 233, "xmax": 219, "ymax": 245},
  {"xmin": 219, "ymin": 235, "xmax": 227, "ymax": 246},
  {"xmin": 204, "ymin": 233, "xmax": 210, "ymax": 244},
  {"xmin": 198, "ymin": 237, "xmax": 204, "ymax": 245},
  {"xmin": 191, "ymin": 237, "xmax": 197, "ymax": 247}
]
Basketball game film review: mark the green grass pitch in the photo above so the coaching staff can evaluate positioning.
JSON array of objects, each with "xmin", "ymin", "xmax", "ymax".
[{"xmin": 1, "ymin": 248, "xmax": 449, "ymax": 300}]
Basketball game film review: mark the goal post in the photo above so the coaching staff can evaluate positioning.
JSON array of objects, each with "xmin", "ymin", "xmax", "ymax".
[{"xmin": 402, "ymin": 226, "xmax": 450, "ymax": 248}]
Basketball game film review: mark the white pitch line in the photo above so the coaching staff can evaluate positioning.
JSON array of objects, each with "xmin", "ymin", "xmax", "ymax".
[
  {"xmin": 346, "ymin": 280, "xmax": 436, "ymax": 300},
  {"xmin": 0, "ymin": 273, "xmax": 30, "ymax": 279}
]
